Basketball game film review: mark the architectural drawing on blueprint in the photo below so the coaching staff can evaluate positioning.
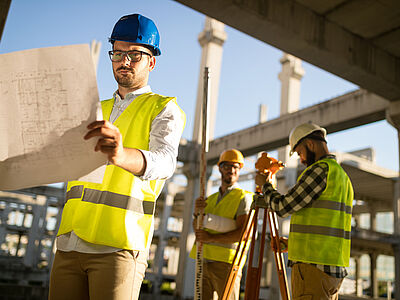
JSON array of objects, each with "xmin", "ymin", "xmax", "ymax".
[{"xmin": 0, "ymin": 44, "xmax": 105, "ymax": 190}]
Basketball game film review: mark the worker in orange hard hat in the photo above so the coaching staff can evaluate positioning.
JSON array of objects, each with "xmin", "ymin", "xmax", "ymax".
[
  {"xmin": 254, "ymin": 123, "xmax": 354, "ymax": 300},
  {"xmin": 48, "ymin": 13, "xmax": 186, "ymax": 300},
  {"xmin": 190, "ymin": 149, "xmax": 253, "ymax": 300}
]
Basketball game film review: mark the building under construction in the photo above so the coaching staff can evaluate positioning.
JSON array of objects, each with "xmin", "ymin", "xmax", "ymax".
[{"xmin": 0, "ymin": 0, "xmax": 400, "ymax": 299}]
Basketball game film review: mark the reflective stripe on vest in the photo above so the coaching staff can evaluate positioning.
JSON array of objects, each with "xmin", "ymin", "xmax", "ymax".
[
  {"xmin": 66, "ymin": 185, "xmax": 156, "ymax": 215},
  {"xmin": 310, "ymin": 199, "xmax": 352, "ymax": 215},
  {"xmin": 290, "ymin": 224, "xmax": 351, "ymax": 240},
  {"xmin": 288, "ymin": 158, "xmax": 354, "ymax": 267},
  {"xmin": 57, "ymin": 93, "xmax": 186, "ymax": 251},
  {"xmin": 189, "ymin": 188, "xmax": 253, "ymax": 266}
]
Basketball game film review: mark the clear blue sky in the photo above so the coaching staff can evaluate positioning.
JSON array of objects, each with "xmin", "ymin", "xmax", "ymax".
[{"xmin": 1, "ymin": 0, "xmax": 398, "ymax": 171}]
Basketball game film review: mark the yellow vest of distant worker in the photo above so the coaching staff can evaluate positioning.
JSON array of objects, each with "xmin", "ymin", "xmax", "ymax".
[
  {"xmin": 57, "ymin": 93, "xmax": 182, "ymax": 251},
  {"xmin": 190, "ymin": 189, "xmax": 252, "ymax": 266},
  {"xmin": 288, "ymin": 158, "xmax": 354, "ymax": 266}
]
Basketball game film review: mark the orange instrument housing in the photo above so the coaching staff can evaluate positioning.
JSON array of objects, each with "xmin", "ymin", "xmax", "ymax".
[{"xmin": 249, "ymin": 152, "xmax": 290, "ymax": 300}]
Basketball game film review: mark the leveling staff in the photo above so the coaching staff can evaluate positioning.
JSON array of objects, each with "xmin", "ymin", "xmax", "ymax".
[{"xmin": 191, "ymin": 149, "xmax": 253, "ymax": 300}]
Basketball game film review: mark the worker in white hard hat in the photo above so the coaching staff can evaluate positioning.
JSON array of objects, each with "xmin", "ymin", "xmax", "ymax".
[
  {"xmin": 190, "ymin": 149, "xmax": 253, "ymax": 300},
  {"xmin": 254, "ymin": 123, "xmax": 354, "ymax": 300},
  {"xmin": 49, "ymin": 14, "xmax": 186, "ymax": 300}
]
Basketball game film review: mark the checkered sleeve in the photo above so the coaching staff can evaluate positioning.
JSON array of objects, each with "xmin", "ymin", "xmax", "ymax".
[
  {"xmin": 288, "ymin": 261, "xmax": 348, "ymax": 278},
  {"xmin": 261, "ymin": 162, "xmax": 329, "ymax": 218}
]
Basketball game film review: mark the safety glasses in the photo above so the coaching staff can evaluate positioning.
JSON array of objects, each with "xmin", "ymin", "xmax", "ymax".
[{"xmin": 108, "ymin": 50, "xmax": 152, "ymax": 62}]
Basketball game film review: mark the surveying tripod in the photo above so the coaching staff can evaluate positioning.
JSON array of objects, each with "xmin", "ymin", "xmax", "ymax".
[{"xmin": 222, "ymin": 152, "xmax": 291, "ymax": 300}]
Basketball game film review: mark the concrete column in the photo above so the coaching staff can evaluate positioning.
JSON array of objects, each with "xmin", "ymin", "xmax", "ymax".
[
  {"xmin": 274, "ymin": 53, "xmax": 304, "ymax": 300},
  {"xmin": 48, "ymin": 194, "xmax": 64, "ymax": 271},
  {"xmin": 277, "ymin": 53, "xmax": 304, "ymax": 168},
  {"xmin": 255, "ymin": 103, "xmax": 268, "ymax": 189},
  {"xmin": 386, "ymin": 100, "xmax": 400, "ymax": 300},
  {"xmin": 24, "ymin": 199, "xmax": 47, "ymax": 268},
  {"xmin": 0, "ymin": 204, "xmax": 11, "ymax": 245},
  {"xmin": 278, "ymin": 53, "xmax": 304, "ymax": 116},
  {"xmin": 387, "ymin": 280, "xmax": 393, "ymax": 300},
  {"xmin": 369, "ymin": 252, "xmax": 378, "ymax": 299},
  {"xmin": 175, "ymin": 161, "xmax": 199, "ymax": 299},
  {"xmin": 354, "ymin": 255, "xmax": 363, "ymax": 296},
  {"xmin": 394, "ymin": 177, "xmax": 400, "ymax": 235},
  {"xmin": 393, "ymin": 178, "xmax": 400, "ymax": 300},
  {"xmin": 370, "ymin": 207, "xmax": 377, "ymax": 231},
  {"xmin": 186, "ymin": 23, "xmax": 227, "ymax": 296},
  {"xmin": 153, "ymin": 182, "xmax": 176, "ymax": 294},
  {"xmin": 353, "ymin": 214, "xmax": 361, "ymax": 229},
  {"xmin": 175, "ymin": 161, "xmax": 213, "ymax": 299},
  {"xmin": 192, "ymin": 17, "xmax": 227, "ymax": 143},
  {"xmin": 394, "ymin": 244, "xmax": 400, "ymax": 300},
  {"xmin": 259, "ymin": 104, "xmax": 268, "ymax": 124}
]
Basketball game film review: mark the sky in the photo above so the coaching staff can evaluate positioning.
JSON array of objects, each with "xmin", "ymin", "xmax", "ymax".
[{"xmin": 0, "ymin": 0, "xmax": 398, "ymax": 172}]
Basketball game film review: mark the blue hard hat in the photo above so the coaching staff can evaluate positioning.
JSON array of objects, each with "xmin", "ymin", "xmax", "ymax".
[{"xmin": 109, "ymin": 14, "xmax": 161, "ymax": 56}]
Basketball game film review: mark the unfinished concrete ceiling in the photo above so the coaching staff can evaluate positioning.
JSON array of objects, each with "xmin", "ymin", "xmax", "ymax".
[
  {"xmin": 173, "ymin": 0, "xmax": 400, "ymax": 101},
  {"xmin": 2, "ymin": 0, "xmax": 398, "ymax": 100},
  {"xmin": 0, "ymin": 0, "xmax": 11, "ymax": 43}
]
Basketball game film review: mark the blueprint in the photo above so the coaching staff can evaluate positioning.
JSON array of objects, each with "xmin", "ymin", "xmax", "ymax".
[{"xmin": 0, "ymin": 44, "xmax": 106, "ymax": 190}]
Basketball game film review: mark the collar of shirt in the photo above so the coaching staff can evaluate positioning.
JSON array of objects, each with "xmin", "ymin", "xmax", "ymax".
[
  {"xmin": 113, "ymin": 85, "xmax": 152, "ymax": 104},
  {"xmin": 110, "ymin": 85, "xmax": 152, "ymax": 123},
  {"xmin": 218, "ymin": 182, "xmax": 241, "ymax": 198},
  {"xmin": 216, "ymin": 182, "xmax": 241, "ymax": 204},
  {"xmin": 318, "ymin": 154, "xmax": 336, "ymax": 161}
]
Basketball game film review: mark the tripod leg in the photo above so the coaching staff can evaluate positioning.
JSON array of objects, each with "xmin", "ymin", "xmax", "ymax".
[
  {"xmin": 244, "ymin": 208, "xmax": 267, "ymax": 300},
  {"xmin": 267, "ymin": 209, "xmax": 291, "ymax": 300},
  {"xmin": 222, "ymin": 210, "xmax": 255, "ymax": 300}
]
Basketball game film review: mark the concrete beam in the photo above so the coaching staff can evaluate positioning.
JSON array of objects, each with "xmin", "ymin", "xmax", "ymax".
[
  {"xmin": 351, "ymin": 227, "xmax": 399, "ymax": 256},
  {"xmin": 337, "ymin": 152, "xmax": 399, "ymax": 180},
  {"xmin": 202, "ymin": 89, "xmax": 388, "ymax": 164},
  {"xmin": 13, "ymin": 186, "xmax": 65, "ymax": 200},
  {"xmin": 352, "ymin": 205, "xmax": 393, "ymax": 215},
  {"xmin": 173, "ymin": 0, "xmax": 400, "ymax": 101}
]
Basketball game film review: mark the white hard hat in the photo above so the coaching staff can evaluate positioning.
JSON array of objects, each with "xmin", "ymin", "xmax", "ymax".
[{"xmin": 289, "ymin": 123, "xmax": 327, "ymax": 156}]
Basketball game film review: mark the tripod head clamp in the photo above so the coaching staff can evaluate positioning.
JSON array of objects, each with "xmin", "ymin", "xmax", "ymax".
[
  {"xmin": 255, "ymin": 152, "xmax": 285, "ymax": 191},
  {"xmin": 255, "ymin": 152, "xmax": 285, "ymax": 175}
]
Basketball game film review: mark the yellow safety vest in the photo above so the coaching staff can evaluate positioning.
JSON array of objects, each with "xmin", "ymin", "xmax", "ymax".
[
  {"xmin": 57, "ymin": 92, "xmax": 185, "ymax": 251},
  {"xmin": 288, "ymin": 158, "xmax": 354, "ymax": 266},
  {"xmin": 190, "ymin": 188, "xmax": 253, "ymax": 267}
]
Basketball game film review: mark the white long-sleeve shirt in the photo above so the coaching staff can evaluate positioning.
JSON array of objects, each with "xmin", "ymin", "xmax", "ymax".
[{"xmin": 57, "ymin": 85, "xmax": 185, "ymax": 253}]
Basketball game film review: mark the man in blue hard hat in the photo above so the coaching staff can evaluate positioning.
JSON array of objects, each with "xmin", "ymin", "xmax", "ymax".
[{"xmin": 49, "ymin": 14, "xmax": 186, "ymax": 300}]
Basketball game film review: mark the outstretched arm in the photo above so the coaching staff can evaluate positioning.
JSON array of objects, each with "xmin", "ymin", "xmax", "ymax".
[{"xmin": 258, "ymin": 163, "xmax": 329, "ymax": 218}]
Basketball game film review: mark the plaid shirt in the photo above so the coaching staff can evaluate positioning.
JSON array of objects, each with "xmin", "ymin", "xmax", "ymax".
[{"xmin": 262, "ymin": 154, "xmax": 348, "ymax": 278}]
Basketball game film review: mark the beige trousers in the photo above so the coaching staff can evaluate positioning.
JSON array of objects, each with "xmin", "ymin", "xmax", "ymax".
[
  {"xmin": 203, "ymin": 261, "xmax": 242, "ymax": 300},
  {"xmin": 291, "ymin": 263, "xmax": 344, "ymax": 300},
  {"xmin": 48, "ymin": 250, "xmax": 147, "ymax": 300}
]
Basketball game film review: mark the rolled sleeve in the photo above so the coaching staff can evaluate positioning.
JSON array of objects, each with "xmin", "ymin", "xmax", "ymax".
[{"xmin": 236, "ymin": 192, "xmax": 253, "ymax": 217}]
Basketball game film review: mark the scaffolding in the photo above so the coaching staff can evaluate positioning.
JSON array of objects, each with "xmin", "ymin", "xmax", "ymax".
[{"xmin": 0, "ymin": 186, "xmax": 64, "ymax": 300}]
